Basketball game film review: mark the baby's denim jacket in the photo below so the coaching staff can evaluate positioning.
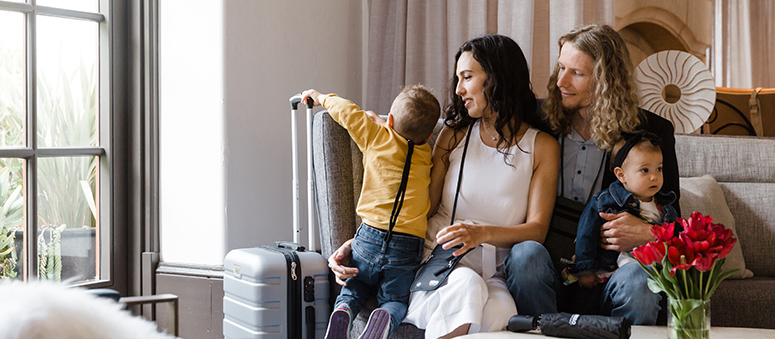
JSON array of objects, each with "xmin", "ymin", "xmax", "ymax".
[{"xmin": 572, "ymin": 180, "xmax": 677, "ymax": 275}]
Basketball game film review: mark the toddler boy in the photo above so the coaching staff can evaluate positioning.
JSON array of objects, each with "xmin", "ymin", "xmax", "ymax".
[{"xmin": 301, "ymin": 85, "xmax": 440, "ymax": 339}]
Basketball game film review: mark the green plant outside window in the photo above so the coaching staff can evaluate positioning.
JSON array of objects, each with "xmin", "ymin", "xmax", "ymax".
[{"xmin": 0, "ymin": 4, "xmax": 103, "ymax": 283}]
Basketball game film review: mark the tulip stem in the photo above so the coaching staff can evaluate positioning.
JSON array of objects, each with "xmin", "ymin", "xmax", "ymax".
[
  {"xmin": 699, "ymin": 270, "xmax": 704, "ymax": 300},
  {"xmin": 680, "ymin": 256, "xmax": 689, "ymax": 299},
  {"xmin": 704, "ymin": 263, "xmax": 716, "ymax": 299}
]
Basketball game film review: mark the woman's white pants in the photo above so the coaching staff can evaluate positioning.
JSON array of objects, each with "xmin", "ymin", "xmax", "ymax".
[{"xmin": 404, "ymin": 267, "xmax": 517, "ymax": 338}]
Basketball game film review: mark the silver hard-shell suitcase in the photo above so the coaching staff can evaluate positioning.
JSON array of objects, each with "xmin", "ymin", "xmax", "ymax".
[
  {"xmin": 223, "ymin": 95, "xmax": 330, "ymax": 339},
  {"xmin": 223, "ymin": 242, "xmax": 329, "ymax": 338}
]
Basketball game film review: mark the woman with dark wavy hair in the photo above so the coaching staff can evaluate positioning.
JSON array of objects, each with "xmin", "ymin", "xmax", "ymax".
[
  {"xmin": 329, "ymin": 34, "xmax": 559, "ymax": 338},
  {"xmin": 441, "ymin": 34, "xmax": 547, "ymax": 160},
  {"xmin": 406, "ymin": 33, "xmax": 558, "ymax": 338}
]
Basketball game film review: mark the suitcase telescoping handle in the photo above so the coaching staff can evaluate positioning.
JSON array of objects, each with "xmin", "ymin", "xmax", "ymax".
[
  {"xmin": 275, "ymin": 241, "xmax": 306, "ymax": 252},
  {"xmin": 288, "ymin": 94, "xmax": 317, "ymax": 251},
  {"xmin": 289, "ymin": 94, "xmax": 313, "ymax": 110}
]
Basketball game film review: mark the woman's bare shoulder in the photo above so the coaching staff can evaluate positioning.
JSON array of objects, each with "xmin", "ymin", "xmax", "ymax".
[
  {"xmin": 435, "ymin": 125, "xmax": 468, "ymax": 151},
  {"xmin": 533, "ymin": 130, "xmax": 559, "ymax": 149},
  {"xmin": 532, "ymin": 130, "xmax": 560, "ymax": 165}
]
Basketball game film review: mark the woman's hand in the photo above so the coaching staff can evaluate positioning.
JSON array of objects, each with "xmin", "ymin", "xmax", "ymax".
[
  {"xmin": 328, "ymin": 239, "xmax": 358, "ymax": 286},
  {"xmin": 435, "ymin": 222, "xmax": 491, "ymax": 257},
  {"xmin": 599, "ymin": 212, "xmax": 655, "ymax": 251}
]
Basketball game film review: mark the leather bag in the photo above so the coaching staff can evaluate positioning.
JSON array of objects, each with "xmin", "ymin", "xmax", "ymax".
[
  {"xmin": 544, "ymin": 136, "xmax": 605, "ymax": 268},
  {"xmin": 544, "ymin": 196, "xmax": 585, "ymax": 268}
]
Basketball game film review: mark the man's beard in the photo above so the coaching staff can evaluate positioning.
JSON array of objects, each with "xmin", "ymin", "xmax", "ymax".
[
  {"xmin": 562, "ymin": 103, "xmax": 582, "ymax": 117},
  {"xmin": 560, "ymin": 101, "xmax": 584, "ymax": 114},
  {"xmin": 562, "ymin": 99, "xmax": 593, "ymax": 122}
]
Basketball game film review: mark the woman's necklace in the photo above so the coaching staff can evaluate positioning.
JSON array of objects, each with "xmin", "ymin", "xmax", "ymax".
[{"xmin": 481, "ymin": 120, "xmax": 498, "ymax": 141}]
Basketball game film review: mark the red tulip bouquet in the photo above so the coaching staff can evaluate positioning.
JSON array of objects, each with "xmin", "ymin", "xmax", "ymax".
[{"xmin": 631, "ymin": 212, "xmax": 738, "ymax": 339}]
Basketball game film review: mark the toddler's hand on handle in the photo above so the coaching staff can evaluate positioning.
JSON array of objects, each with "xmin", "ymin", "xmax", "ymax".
[{"xmin": 300, "ymin": 89, "xmax": 325, "ymax": 107}]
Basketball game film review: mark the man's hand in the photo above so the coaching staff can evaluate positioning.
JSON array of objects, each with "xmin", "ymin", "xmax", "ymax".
[
  {"xmin": 328, "ymin": 239, "xmax": 358, "ymax": 286},
  {"xmin": 599, "ymin": 212, "xmax": 655, "ymax": 252}
]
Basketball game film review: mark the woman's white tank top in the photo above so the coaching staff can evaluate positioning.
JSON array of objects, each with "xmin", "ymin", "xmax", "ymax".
[{"xmin": 426, "ymin": 121, "xmax": 538, "ymax": 274}]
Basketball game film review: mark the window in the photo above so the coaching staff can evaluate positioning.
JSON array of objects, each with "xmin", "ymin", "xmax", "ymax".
[{"xmin": 0, "ymin": 0, "xmax": 111, "ymax": 285}]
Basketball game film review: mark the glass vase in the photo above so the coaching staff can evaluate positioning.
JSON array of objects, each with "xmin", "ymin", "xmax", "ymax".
[{"xmin": 668, "ymin": 298, "xmax": 710, "ymax": 339}]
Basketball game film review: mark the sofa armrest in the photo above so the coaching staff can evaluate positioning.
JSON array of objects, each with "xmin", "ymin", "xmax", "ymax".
[{"xmin": 313, "ymin": 111, "xmax": 360, "ymax": 259}]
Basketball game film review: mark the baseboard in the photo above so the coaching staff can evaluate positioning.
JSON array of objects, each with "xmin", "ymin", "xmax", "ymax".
[{"xmin": 156, "ymin": 263, "xmax": 225, "ymax": 339}]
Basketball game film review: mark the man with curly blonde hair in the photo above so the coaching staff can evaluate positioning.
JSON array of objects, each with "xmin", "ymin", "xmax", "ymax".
[{"xmin": 504, "ymin": 24, "xmax": 680, "ymax": 326}]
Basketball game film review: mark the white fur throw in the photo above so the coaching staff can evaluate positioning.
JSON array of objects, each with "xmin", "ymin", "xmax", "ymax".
[{"xmin": 0, "ymin": 281, "xmax": 176, "ymax": 339}]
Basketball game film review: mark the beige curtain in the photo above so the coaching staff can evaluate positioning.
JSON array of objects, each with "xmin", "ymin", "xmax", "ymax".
[
  {"xmin": 365, "ymin": 0, "xmax": 614, "ymax": 114},
  {"xmin": 713, "ymin": 0, "xmax": 775, "ymax": 88}
]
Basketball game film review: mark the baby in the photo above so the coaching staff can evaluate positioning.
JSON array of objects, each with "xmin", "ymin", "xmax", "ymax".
[{"xmin": 571, "ymin": 131, "xmax": 678, "ymax": 288}]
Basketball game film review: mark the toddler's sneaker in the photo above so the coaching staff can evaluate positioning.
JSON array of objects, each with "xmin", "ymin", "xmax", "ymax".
[
  {"xmin": 358, "ymin": 308, "xmax": 391, "ymax": 339},
  {"xmin": 325, "ymin": 306, "xmax": 352, "ymax": 339}
]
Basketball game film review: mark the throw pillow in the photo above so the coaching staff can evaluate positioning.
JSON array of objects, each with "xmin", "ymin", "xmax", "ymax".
[{"xmin": 679, "ymin": 175, "xmax": 753, "ymax": 279}]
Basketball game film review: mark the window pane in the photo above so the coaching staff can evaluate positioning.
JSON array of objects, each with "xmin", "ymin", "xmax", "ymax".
[
  {"xmin": 36, "ymin": 16, "xmax": 98, "ymax": 148},
  {"xmin": 36, "ymin": 0, "xmax": 98, "ymax": 13},
  {"xmin": 1, "ymin": 158, "xmax": 24, "ymax": 281},
  {"xmin": 37, "ymin": 156, "xmax": 98, "ymax": 282},
  {"xmin": 0, "ymin": 11, "xmax": 25, "ymax": 148}
]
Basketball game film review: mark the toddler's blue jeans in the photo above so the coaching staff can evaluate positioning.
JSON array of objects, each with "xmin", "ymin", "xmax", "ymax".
[{"xmin": 335, "ymin": 223, "xmax": 424, "ymax": 332}]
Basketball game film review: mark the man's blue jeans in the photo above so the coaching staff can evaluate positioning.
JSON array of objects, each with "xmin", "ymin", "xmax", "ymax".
[
  {"xmin": 335, "ymin": 224, "xmax": 424, "ymax": 333},
  {"xmin": 503, "ymin": 241, "xmax": 661, "ymax": 325}
]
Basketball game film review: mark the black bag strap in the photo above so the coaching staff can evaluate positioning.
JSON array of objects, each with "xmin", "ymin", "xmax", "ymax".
[
  {"xmin": 449, "ymin": 123, "xmax": 474, "ymax": 224},
  {"xmin": 389, "ymin": 122, "xmax": 473, "ymax": 244},
  {"xmin": 385, "ymin": 139, "xmax": 415, "ymax": 243},
  {"xmin": 385, "ymin": 121, "xmax": 473, "ymax": 246},
  {"xmin": 443, "ymin": 123, "xmax": 477, "ymax": 259}
]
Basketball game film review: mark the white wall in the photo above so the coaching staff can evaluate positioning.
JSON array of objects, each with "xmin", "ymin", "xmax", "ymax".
[
  {"xmin": 160, "ymin": 0, "xmax": 364, "ymax": 265},
  {"xmin": 160, "ymin": 0, "xmax": 225, "ymax": 265}
]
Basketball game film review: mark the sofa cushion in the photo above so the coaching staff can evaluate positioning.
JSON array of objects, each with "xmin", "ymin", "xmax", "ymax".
[
  {"xmin": 675, "ymin": 134, "xmax": 775, "ymax": 183},
  {"xmin": 711, "ymin": 277, "xmax": 775, "ymax": 328},
  {"xmin": 719, "ymin": 182, "xmax": 775, "ymax": 277},
  {"xmin": 679, "ymin": 175, "xmax": 753, "ymax": 279},
  {"xmin": 675, "ymin": 134, "xmax": 775, "ymax": 278}
]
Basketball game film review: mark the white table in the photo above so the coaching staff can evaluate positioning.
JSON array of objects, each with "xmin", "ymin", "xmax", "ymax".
[{"xmin": 460, "ymin": 326, "xmax": 775, "ymax": 338}]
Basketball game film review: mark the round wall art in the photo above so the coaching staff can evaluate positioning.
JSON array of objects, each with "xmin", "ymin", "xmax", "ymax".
[{"xmin": 634, "ymin": 50, "xmax": 716, "ymax": 134}]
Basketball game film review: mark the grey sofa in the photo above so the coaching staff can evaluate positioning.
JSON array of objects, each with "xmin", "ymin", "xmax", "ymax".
[
  {"xmin": 312, "ymin": 111, "xmax": 775, "ymax": 336},
  {"xmin": 673, "ymin": 133, "xmax": 775, "ymax": 329}
]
